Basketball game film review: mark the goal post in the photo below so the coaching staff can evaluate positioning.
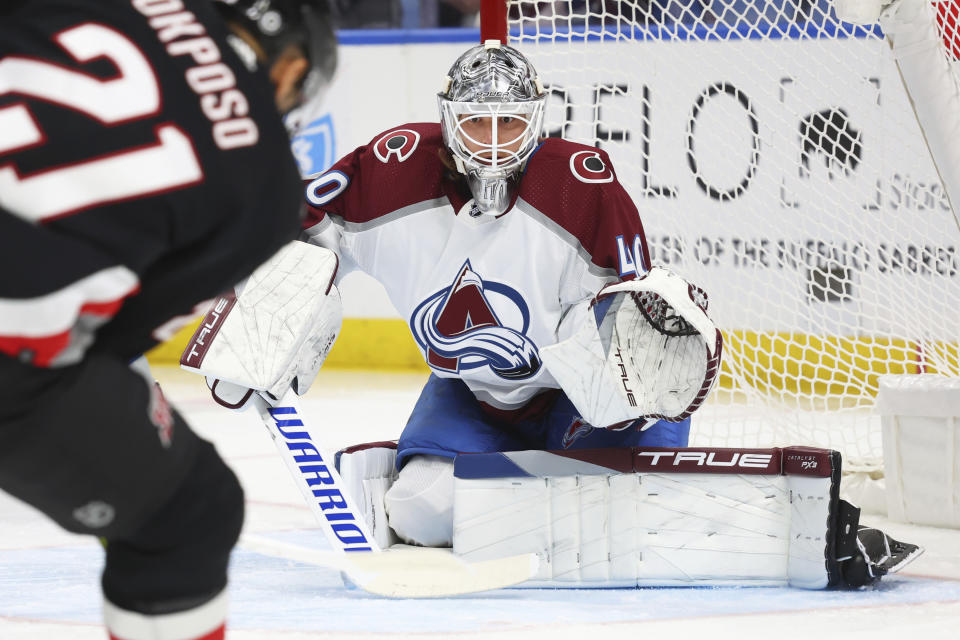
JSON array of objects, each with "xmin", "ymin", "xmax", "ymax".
[{"xmin": 480, "ymin": 0, "xmax": 960, "ymax": 471}]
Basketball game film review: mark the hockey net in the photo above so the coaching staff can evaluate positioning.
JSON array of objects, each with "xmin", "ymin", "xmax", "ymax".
[{"xmin": 484, "ymin": 0, "xmax": 960, "ymax": 471}]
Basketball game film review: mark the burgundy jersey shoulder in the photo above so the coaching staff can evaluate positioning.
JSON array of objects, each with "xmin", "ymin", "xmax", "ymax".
[
  {"xmin": 304, "ymin": 122, "xmax": 449, "ymax": 226},
  {"xmin": 518, "ymin": 138, "xmax": 651, "ymax": 278}
]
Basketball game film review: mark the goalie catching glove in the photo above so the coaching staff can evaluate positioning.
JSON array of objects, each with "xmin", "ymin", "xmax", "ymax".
[
  {"xmin": 540, "ymin": 266, "xmax": 722, "ymax": 429},
  {"xmin": 180, "ymin": 241, "xmax": 342, "ymax": 409}
]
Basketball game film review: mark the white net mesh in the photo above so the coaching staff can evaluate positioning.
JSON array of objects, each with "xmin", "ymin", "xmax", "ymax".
[{"xmin": 504, "ymin": 0, "xmax": 960, "ymax": 470}]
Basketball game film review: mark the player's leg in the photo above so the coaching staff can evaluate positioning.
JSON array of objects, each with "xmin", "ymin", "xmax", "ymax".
[
  {"xmin": 0, "ymin": 353, "xmax": 242, "ymax": 640},
  {"xmin": 385, "ymin": 375, "xmax": 530, "ymax": 546},
  {"xmin": 543, "ymin": 391, "xmax": 691, "ymax": 450}
]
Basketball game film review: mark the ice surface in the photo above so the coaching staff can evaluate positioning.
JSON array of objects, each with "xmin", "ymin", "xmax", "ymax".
[{"xmin": 1, "ymin": 367, "xmax": 959, "ymax": 639}]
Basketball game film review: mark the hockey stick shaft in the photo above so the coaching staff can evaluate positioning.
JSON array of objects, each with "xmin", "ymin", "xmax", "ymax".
[
  {"xmin": 249, "ymin": 389, "xmax": 540, "ymax": 597},
  {"xmin": 252, "ymin": 390, "xmax": 380, "ymax": 553},
  {"xmin": 240, "ymin": 533, "xmax": 363, "ymax": 572}
]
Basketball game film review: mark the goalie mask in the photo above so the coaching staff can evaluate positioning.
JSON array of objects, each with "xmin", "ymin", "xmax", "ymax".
[
  {"xmin": 214, "ymin": 0, "xmax": 337, "ymax": 114},
  {"xmin": 438, "ymin": 42, "xmax": 546, "ymax": 217}
]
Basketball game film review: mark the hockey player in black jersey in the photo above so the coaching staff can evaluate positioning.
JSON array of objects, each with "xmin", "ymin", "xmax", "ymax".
[{"xmin": 0, "ymin": 1, "xmax": 334, "ymax": 638}]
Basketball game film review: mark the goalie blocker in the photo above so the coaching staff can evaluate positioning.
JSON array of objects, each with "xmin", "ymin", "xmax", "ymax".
[
  {"xmin": 338, "ymin": 443, "xmax": 921, "ymax": 589},
  {"xmin": 180, "ymin": 240, "xmax": 342, "ymax": 407}
]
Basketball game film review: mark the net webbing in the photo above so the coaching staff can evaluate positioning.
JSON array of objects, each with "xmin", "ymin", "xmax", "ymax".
[{"xmin": 503, "ymin": 0, "xmax": 960, "ymax": 469}]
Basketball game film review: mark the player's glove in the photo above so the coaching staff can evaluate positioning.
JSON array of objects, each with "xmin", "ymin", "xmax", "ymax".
[
  {"xmin": 181, "ymin": 241, "xmax": 342, "ymax": 410},
  {"xmin": 541, "ymin": 266, "xmax": 722, "ymax": 429}
]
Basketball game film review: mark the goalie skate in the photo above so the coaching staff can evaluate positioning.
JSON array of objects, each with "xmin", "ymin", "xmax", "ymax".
[{"xmin": 841, "ymin": 527, "xmax": 924, "ymax": 587}]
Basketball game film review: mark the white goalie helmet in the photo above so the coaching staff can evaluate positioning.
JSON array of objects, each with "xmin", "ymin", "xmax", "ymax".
[{"xmin": 438, "ymin": 41, "xmax": 546, "ymax": 217}]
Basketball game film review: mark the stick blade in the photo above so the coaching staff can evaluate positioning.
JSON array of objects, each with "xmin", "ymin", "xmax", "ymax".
[
  {"xmin": 346, "ymin": 547, "xmax": 540, "ymax": 598},
  {"xmin": 240, "ymin": 534, "xmax": 538, "ymax": 597}
]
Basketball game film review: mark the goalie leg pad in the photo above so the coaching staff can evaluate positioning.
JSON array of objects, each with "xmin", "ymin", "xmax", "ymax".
[
  {"xmin": 454, "ymin": 449, "xmax": 805, "ymax": 587},
  {"xmin": 451, "ymin": 447, "xmax": 922, "ymax": 588},
  {"xmin": 335, "ymin": 442, "xmax": 400, "ymax": 549},
  {"xmin": 336, "ymin": 445, "xmax": 460, "ymax": 549},
  {"xmin": 384, "ymin": 455, "xmax": 456, "ymax": 547}
]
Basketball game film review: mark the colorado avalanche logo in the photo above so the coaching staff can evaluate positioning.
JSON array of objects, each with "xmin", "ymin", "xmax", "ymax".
[
  {"xmin": 561, "ymin": 418, "xmax": 594, "ymax": 449},
  {"xmin": 410, "ymin": 261, "xmax": 541, "ymax": 379},
  {"xmin": 570, "ymin": 150, "xmax": 614, "ymax": 184},
  {"xmin": 374, "ymin": 129, "xmax": 420, "ymax": 163}
]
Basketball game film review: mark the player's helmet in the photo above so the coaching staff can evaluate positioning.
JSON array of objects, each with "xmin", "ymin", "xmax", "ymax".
[
  {"xmin": 438, "ymin": 42, "xmax": 546, "ymax": 217},
  {"xmin": 213, "ymin": 0, "xmax": 337, "ymax": 112}
]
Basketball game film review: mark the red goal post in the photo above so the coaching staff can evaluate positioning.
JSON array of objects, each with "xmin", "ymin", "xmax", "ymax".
[
  {"xmin": 479, "ymin": 0, "xmax": 960, "ymax": 474},
  {"xmin": 481, "ymin": 0, "xmax": 508, "ymax": 42}
]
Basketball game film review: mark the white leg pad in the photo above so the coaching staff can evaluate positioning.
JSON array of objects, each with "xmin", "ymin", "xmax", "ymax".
[
  {"xmin": 336, "ymin": 443, "xmax": 399, "ymax": 549},
  {"xmin": 384, "ymin": 455, "xmax": 455, "ymax": 547},
  {"xmin": 452, "ymin": 448, "xmax": 837, "ymax": 588}
]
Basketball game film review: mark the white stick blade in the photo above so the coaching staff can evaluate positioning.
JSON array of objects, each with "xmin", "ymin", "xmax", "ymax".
[
  {"xmin": 240, "ymin": 535, "xmax": 538, "ymax": 598},
  {"xmin": 347, "ymin": 547, "xmax": 540, "ymax": 598}
]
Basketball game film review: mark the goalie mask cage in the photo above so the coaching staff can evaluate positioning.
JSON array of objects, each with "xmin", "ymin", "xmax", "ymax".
[{"xmin": 481, "ymin": 0, "xmax": 960, "ymax": 471}]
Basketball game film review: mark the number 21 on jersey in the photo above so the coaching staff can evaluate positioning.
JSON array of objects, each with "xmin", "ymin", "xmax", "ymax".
[{"xmin": 0, "ymin": 23, "xmax": 203, "ymax": 222}]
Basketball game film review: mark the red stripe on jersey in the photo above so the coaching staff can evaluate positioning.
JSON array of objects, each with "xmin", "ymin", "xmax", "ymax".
[
  {"xmin": 109, "ymin": 623, "xmax": 225, "ymax": 640},
  {"xmin": 76, "ymin": 295, "xmax": 134, "ymax": 317},
  {"xmin": 0, "ymin": 332, "xmax": 71, "ymax": 368},
  {"xmin": 0, "ymin": 288, "xmax": 139, "ymax": 367}
]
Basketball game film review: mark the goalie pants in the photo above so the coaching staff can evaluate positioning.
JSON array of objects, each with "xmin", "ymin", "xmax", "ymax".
[
  {"xmin": 396, "ymin": 374, "xmax": 691, "ymax": 468},
  {"xmin": 0, "ymin": 353, "xmax": 243, "ymax": 614}
]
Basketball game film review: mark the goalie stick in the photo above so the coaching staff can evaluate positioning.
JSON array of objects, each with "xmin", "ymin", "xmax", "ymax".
[
  {"xmin": 250, "ymin": 389, "xmax": 539, "ymax": 597},
  {"xmin": 239, "ymin": 533, "xmax": 539, "ymax": 598}
]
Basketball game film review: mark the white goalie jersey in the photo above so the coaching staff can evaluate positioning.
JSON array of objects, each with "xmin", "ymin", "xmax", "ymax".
[{"xmin": 302, "ymin": 122, "xmax": 655, "ymax": 415}]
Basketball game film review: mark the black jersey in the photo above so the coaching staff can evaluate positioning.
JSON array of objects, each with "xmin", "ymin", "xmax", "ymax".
[{"xmin": 0, "ymin": 0, "xmax": 304, "ymax": 367}]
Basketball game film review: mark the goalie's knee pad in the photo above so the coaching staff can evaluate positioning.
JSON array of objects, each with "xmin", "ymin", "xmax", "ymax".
[
  {"xmin": 384, "ymin": 455, "xmax": 455, "ymax": 547},
  {"xmin": 102, "ymin": 438, "xmax": 244, "ymax": 614},
  {"xmin": 337, "ymin": 442, "xmax": 400, "ymax": 548}
]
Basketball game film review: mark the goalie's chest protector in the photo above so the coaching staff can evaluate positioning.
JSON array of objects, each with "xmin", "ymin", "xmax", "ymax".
[{"xmin": 304, "ymin": 123, "xmax": 649, "ymax": 410}]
